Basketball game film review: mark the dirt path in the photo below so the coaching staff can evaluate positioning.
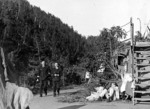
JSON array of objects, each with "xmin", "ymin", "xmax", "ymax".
[
  {"xmin": 30, "ymin": 87, "xmax": 83, "ymax": 109},
  {"xmin": 30, "ymin": 88, "xmax": 150, "ymax": 109},
  {"xmin": 80, "ymin": 101, "xmax": 150, "ymax": 109}
]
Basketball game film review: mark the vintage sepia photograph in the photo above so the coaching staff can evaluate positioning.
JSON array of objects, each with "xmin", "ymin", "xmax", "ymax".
[{"xmin": 0, "ymin": 0, "xmax": 150, "ymax": 109}]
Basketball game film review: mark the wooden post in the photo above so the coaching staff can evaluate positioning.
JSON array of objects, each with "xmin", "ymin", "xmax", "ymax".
[
  {"xmin": 130, "ymin": 18, "xmax": 134, "ymax": 77},
  {"xmin": 130, "ymin": 18, "xmax": 135, "ymax": 105},
  {"xmin": 0, "ymin": 47, "xmax": 9, "ymax": 81},
  {"xmin": 131, "ymin": 18, "xmax": 134, "ymax": 46}
]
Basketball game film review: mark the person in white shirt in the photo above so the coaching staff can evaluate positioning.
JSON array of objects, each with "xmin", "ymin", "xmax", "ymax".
[
  {"xmin": 85, "ymin": 71, "xmax": 90, "ymax": 83},
  {"xmin": 41, "ymin": 60, "xmax": 45, "ymax": 68},
  {"xmin": 107, "ymin": 83, "xmax": 120, "ymax": 102},
  {"xmin": 120, "ymin": 61, "xmax": 132, "ymax": 100}
]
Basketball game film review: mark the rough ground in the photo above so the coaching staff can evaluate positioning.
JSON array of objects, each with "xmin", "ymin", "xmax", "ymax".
[{"xmin": 30, "ymin": 87, "xmax": 150, "ymax": 109}]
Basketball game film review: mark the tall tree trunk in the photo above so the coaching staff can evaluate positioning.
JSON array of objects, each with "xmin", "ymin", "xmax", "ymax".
[
  {"xmin": 35, "ymin": 36, "xmax": 41, "ymax": 61},
  {"xmin": 0, "ymin": 47, "xmax": 8, "ymax": 81}
]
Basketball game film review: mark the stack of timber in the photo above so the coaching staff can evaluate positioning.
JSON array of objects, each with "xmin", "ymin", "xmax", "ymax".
[{"xmin": 133, "ymin": 42, "xmax": 150, "ymax": 105}]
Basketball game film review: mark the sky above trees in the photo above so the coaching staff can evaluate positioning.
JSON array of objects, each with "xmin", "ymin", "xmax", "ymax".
[{"xmin": 28, "ymin": 0, "xmax": 150, "ymax": 38}]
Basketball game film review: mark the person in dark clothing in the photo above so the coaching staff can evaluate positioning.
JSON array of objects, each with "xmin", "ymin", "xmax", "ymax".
[
  {"xmin": 52, "ymin": 62, "xmax": 61, "ymax": 97},
  {"xmin": 45, "ymin": 64, "xmax": 52, "ymax": 89},
  {"xmin": 39, "ymin": 58, "xmax": 48, "ymax": 97}
]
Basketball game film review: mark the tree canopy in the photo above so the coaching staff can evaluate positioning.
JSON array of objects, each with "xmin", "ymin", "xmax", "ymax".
[{"xmin": 0, "ymin": 0, "xmax": 130, "ymax": 84}]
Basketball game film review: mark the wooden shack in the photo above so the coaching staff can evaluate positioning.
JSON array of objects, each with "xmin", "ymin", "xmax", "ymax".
[{"xmin": 113, "ymin": 42, "xmax": 150, "ymax": 104}]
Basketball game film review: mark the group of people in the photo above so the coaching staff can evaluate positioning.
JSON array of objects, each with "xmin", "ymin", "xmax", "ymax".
[
  {"xmin": 86, "ymin": 61, "xmax": 134, "ymax": 102},
  {"xmin": 86, "ymin": 82, "xmax": 119, "ymax": 102},
  {"xmin": 39, "ymin": 58, "xmax": 62, "ymax": 97},
  {"xmin": 86, "ymin": 73, "xmax": 133, "ymax": 102}
]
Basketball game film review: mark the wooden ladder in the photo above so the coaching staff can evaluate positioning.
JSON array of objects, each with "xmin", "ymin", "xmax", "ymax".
[{"xmin": 133, "ymin": 49, "xmax": 150, "ymax": 105}]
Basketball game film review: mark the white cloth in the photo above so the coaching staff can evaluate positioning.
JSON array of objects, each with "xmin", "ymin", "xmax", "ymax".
[
  {"xmin": 99, "ymin": 89, "xmax": 108, "ymax": 98},
  {"xmin": 86, "ymin": 85, "xmax": 120, "ymax": 101},
  {"xmin": 86, "ymin": 86, "xmax": 104, "ymax": 101},
  {"xmin": 86, "ymin": 92, "xmax": 99, "ymax": 101},
  {"xmin": 95, "ymin": 86, "xmax": 104, "ymax": 93},
  {"xmin": 6, "ymin": 82, "xmax": 33, "ymax": 109},
  {"xmin": 124, "ymin": 63, "xmax": 127, "ymax": 72},
  {"xmin": 85, "ymin": 71, "xmax": 90, "ymax": 79},
  {"xmin": 97, "ymin": 65, "xmax": 105, "ymax": 73},
  {"xmin": 120, "ymin": 73, "xmax": 132, "ymax": 92},
  {"xmin": 97, "ymin": 68, "xmax": 105, "ymax": 73},
  {"xmin": 131, "ymin": 80, "xmax": 135, "ymax": 89},
  {"xmin": 41, "ymin": 61, "xmax": 45, "ymax": 67},
  {"xmin": 114, "ymin": 86, "xmax": 120, "ymax": 100},
  {"xmin": 13, "ymin": 87, "xmax": 33, "ymax": 109},
  {"xmin": 108, "ymin": 86, "xmax": 120, "ymax": 100},
  {"xmin": 109, "ymin": 87, "xmax": 114, "ymax": 97}
]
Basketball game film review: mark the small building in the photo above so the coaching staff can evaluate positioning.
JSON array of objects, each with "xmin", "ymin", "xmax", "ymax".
[
  {"xmin": 113, "ymin": 41, "xmax": 150, "ymax": 104},
  {"xmin": 112, "ymin": 44, "xmax": 132, "ymax": 75}
]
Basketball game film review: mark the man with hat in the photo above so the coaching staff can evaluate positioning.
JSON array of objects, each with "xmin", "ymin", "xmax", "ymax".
[
  {"xmin": 39, "ymin": 57, "xmax": 48, "ymax": 97},
  {"xmin": 52, "ymin": 62, "xmax": 61, "ymax": 97}
]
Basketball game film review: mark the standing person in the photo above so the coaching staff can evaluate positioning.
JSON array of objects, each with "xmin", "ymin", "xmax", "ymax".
[
  {"xmin": 120, "ymin": 60, "xmax": 133, "ymax": 100},
  {"xmin": 85, "ymin": 70, "xmax": 90, "ymax": 83},
  {"xmin": 46, "ymin": 61, "xmax": 52, "ymax": 89},
  {"xmin": 39, "ymin": 58, "xmax": 48, "ymax": 97},
  {"xmin": 120, "ymin": 61, "xmax": 128, "ymax": 99},
  {"xmin": 52, "ymin": 62, "xmax": 61, "ymax": 97}
]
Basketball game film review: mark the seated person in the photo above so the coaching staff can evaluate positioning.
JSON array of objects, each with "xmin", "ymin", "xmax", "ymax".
[
  {"xmin": 97, "ymin": 82, "xmax": 111, "ymax": 100},
  {"xmin": 86, "ymin": 85, "xmax": 104, "ymax": 101},
  {"xmin": 86, "ymin": 82, "xmax": 120, "ymax": 102},
  {"xmin": 107, "ymin": 83, "xmax": 120, "ymax": 102},
  {"xmin": 86, "ymin": 82, "xmax": 109, "ymax": 101},
  {"xmin": 98, "ymin": 82, "xmax": 119, "ymax": 102}
]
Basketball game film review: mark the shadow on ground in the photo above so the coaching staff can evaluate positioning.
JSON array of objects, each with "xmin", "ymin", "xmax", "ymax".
[{"xmin": 58, "ymin": 105, "xmax": 85, "ymax": 109}]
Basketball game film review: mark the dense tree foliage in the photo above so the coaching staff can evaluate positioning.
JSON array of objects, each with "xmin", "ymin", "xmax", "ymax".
[
  {"xmin": 0, "ymin": 0, "xmax": 129, "ymax": 84},
  {"xmin": 0, "ymin": 0, "xmax": 87, "ymax": 72}
]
